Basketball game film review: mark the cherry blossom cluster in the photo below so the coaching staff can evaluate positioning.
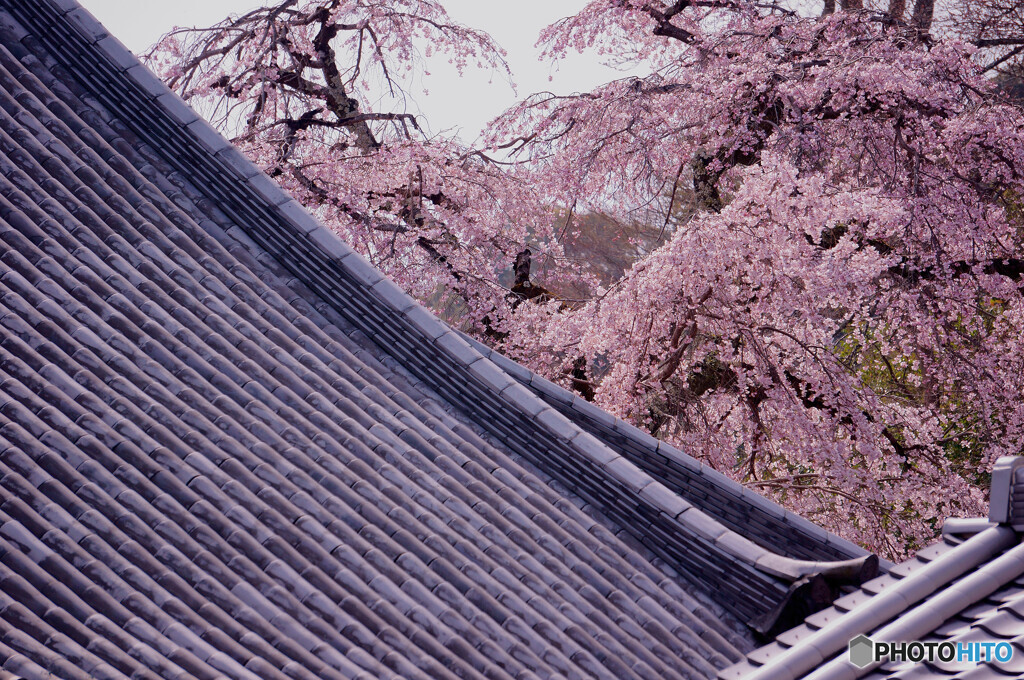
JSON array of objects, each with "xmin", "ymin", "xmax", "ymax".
[{"xmin": 491, "ymin": 3, "xmax": 1024, "ymax": 556}]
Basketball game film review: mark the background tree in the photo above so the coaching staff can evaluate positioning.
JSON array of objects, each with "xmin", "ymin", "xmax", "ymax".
[{"xmin": 148, "ymin": 0, "xmax": 585, "ymax": 337}]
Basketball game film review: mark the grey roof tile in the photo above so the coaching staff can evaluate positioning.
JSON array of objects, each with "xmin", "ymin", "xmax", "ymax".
[
  {"xmin": 497, "ymin": 382, "xmax": 546, "ymax": 419},
  {"xmin": 153, "ymin": 92, "xmax": 199, "ymax": 127},
  {"xmin": 278, "ymin": 198, "xmax": 321, "ymax": 236},
  {"xmin": 370, "ymin": 277, "xmax": 416, "ymax": 314},
  {"xmin": 640, "ymin": 483, "xmax": 693, "ymax": 519},
  {"xmin": 534, "ymin": 408, "xmax": 580, "ymax": 442},
  {"xmin": 245, "ymin": 171, "xmax": 291, "ymax": 207},
  {"xmin": 435, "ymin": 330, "xmax": 480, "ymax": 367},
  {"xmin": 337, "ymin": 250, "xmax": 385, "ymax": 287},
  {"xmin": 213, "ymin": 146, "xmax": 262, "ymax": 180},
  {"xmin": 63, "ymin": 6, "xmax": 107, "ymax": 42},
  {"xmin": 303, "ymin": 225, "xmax": 352, "ymax": 262},
  {"xmin": 569, "ymin": 430, "xmax": 619, "ymax": 467},
  {"xmin": 46, "ymin": 0, "xmax": 79, "ymax": 12},
  {"xmin": 528, "ymin": 373, "xmax": 575, "ymax": 405},
  {"xmin": 94, "ymin": 34, "xmax": 134, "ymax": 71},
  {"xmin": 185, "ymin": 117, "xmax": 230, "ymax": 155},
  {"xmin": 604, "ymin": 456, "xmax": 653, "ymax": 493},
  {"xmin": 568, "ymin": 396, "xmax": 617, "ymax": 429},
  {"xmin": 0, "ymin": 12, "xmax": 29, "ymax": 42},
  {"xmin": 469, "ymin": 359, "xmax": 516, "ymax": 395}
]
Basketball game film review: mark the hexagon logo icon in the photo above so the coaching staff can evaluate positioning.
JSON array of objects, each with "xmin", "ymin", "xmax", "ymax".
[{"xmin": 848, "ymin": 635, "xmax": 875, "ymax": 668}]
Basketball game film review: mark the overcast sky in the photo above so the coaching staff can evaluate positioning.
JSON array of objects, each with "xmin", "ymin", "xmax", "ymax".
[{"xmin": 78, "ymin": 0, "xmax": 640, "ymax": 144}]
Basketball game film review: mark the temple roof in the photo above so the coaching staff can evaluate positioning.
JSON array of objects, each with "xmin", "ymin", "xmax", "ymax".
[{"xmin": 0, "ymin": 1, "xmax": 881, "ymax": 678}]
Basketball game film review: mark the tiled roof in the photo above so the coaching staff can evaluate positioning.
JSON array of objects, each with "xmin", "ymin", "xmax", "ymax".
[
  {"xmin": 0, "ymin": 0, "xmax": 883, "ymax": 678},
  {"xmin": 723, "ymin": 458, "xmax": 1024, "ymax": 680}
]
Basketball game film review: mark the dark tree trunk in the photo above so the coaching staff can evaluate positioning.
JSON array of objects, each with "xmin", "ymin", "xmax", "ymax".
[
  {"xmin": 887, "ymin": 0, "xmax": 906, "ymax": 22},
  {"xmin": 912, "ymin": 0, "xmax": 935, "ymax": 35},
  {"xmin": 691, "ymin": 151, "xmax": 724, "ymax": 213}
]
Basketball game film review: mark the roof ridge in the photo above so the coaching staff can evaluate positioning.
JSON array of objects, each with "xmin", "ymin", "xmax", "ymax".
[
  {"xmin": 805, "ymin": 535, "xmax": 1024, "ymax": 679},
  {"xmin": 463, "ymin": 333, "xmax": 874, "ymax": 563}
]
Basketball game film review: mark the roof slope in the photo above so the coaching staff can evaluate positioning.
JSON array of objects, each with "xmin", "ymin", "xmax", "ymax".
[
  {"xmin": 0, "ymin": 7, "xmax": 748, "ymax": 679},
  {"xmin": 723, "ymin": 458, "xmax": 1024, "ymax": 679},
  {"xmin": 0, "ymin": 1, "xmax": 878, "ymax": 678}
]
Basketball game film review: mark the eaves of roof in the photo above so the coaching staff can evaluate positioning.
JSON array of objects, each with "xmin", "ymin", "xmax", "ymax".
[{"xmin": 724, "ymin": 456, "xmax": 1024, "ymax": 679}]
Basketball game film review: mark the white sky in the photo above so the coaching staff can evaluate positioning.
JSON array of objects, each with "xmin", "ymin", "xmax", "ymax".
[{"xmin": 78, "ymin": 0, "xmax": 641, "ymax": 144}]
